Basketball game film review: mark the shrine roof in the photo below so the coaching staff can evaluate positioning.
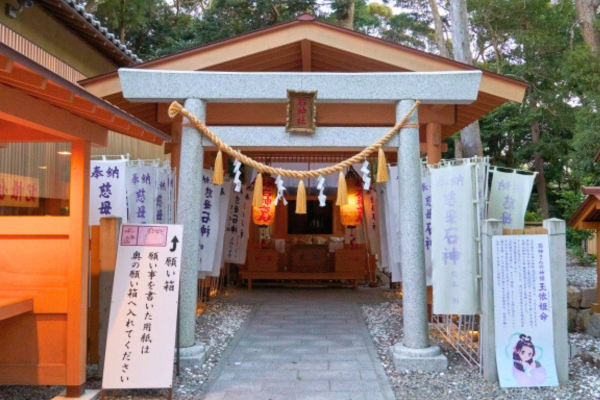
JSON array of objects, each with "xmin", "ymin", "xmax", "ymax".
[
  {"xmin": 79, "ymin": 14, "xmax": 529, "ymax": 141},
  {"xmin": 568, "ymin": 187, "xmax": 600, "ymax": 229},
  {"xmin": 0, "ymin": 42, "xmax": 170, "ymax": 145}
]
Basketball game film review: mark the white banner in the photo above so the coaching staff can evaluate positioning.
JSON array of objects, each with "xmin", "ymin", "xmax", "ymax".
[
  {"xmin": 431, "ymin": 163, "xmax": 478, "ymax": 314},
  {"xmin": 421, "ymin": 167, "xmax": 433, "ymax": 286},
  {"xmin": 155, "ymin": 167, "xmax": 170, "ymax": 224},
  {"xmin": 90, "ymin": 159, "xmax": 127, "ymax": 225},
  {"xmin": 210, "ymin": 182, "xmax": 232, "ymax": 277},
  {"xmin": 223, "ymin": 186, "xmax": 253, "ymax": 264},
  {"xmin": 198, "ymin": 170, "xmax": 220, "ymax": 272},
  {"xmin": 127, "ymin": 163, "xmax": 156, "ymax": 224},
  {"xmin": 375, "ymin": 182, "xmax": 390, "ymax": 273},
  {"xmin": 363, "ymin": 189, "xmax": 381, "ymax": 260},
  {"xmin": 103, "ymin": 224, "xmax": 182, "ymax": 389},
  {"xmin": 384, "ymin": 166, "xmax": 402, "ymax": 282},
  {"xmin": 488, "ymin": 171, "xmax": 535, "ymax": 229},
  {"xmin": 492, "ymin": 235, "xmax": 558, "ymax": 388}
]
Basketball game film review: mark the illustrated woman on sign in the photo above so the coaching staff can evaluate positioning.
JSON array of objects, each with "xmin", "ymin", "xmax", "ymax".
[{"xmin": 512, "ymin": 334, "xmax": 547, "ymax": 387}]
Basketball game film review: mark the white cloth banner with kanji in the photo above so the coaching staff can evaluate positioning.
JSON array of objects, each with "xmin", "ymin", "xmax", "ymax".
[
  {"xmin": 431, "ymin": 163, "xmax": 478, "ymax": 314},
  {"xmin": 488, "ymin": 171, "xmax": 535, "ymax": 230},
  {"xmin": 363, "ymin": 188, "xmax": 381, "ymax": 261},
  {"xmin": 210, "ymin": 182, "xmax": 232, "ymax": 277},
  {"xmin": 126, "ymin": 163, "xmax": 156, "ymax": 224},
  {"xmin": 376, "ymin": 182, "xmax": 391, "ymax": 273},
  {"xmin": 384, "ymin": 165, "xmax": 402, "ymax": 282},
  {"xmin": 421, "ymin": 167, "xmax": 433, "ymax": 286},
  {"xmin": 90, "ymin": 159, "xmax": 127, "ymax": 225},
  {"xmin": 223, "ymin": 186, "xmax": 253, "ymax": 264},
  {"xmin": 198, "ymin": 170, "xmax": 220, "ymax": 272}
]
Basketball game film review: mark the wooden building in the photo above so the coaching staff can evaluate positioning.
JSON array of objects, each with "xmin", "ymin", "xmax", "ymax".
[{"xmin": 0, "ymin": 1, "xmax": 170, "ymax": 397}]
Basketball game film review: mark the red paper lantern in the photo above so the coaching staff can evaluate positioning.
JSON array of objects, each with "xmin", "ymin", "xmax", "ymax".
[
  {"xmin": 252, "ymin": 175, "xmax": 276, "ymax": 227},
  {"xmin": 340, "ymin": 168, "xmax": 364, "ymax": 228}
]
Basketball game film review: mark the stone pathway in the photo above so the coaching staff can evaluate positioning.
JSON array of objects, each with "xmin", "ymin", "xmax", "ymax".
[{"xmin": 199, "ymin": 288, "xmax": 396, "ymax": 400}]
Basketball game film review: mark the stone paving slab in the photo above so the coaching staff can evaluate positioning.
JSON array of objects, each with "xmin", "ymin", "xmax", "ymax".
[{"xmin": 198, "ymin": 288, "xmax": 395, "ymax": 400}]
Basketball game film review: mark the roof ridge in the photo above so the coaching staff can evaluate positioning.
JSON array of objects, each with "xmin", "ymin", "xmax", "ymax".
[{"xmin": 62, "ymin": 0, "xmax": 142, "ymax": 63}]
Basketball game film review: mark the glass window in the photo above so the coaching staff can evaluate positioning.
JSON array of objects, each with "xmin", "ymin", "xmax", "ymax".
[{"xmin": 0, "ymin": 142, "xmax": 71, "ymax": 216}]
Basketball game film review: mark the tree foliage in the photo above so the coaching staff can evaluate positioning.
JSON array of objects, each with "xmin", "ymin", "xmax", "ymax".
[{"xmin": 84, "ymin": 0, "xmax": 600, "ymax": 240}]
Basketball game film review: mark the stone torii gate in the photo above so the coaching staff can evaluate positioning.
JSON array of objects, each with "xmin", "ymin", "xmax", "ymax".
[{"xmin": 118, "ymin": 69, "xmax": 482, "ymax": 371}]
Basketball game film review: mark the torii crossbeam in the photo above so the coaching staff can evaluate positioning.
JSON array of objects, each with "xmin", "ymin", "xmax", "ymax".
[{"xmin": 118, "ymin": 69, "xmax": 482, "ymax": 372}]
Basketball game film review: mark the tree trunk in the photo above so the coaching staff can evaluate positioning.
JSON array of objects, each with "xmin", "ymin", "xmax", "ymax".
[
  {"xmin": 450, "ymin": 0, "xmax": 483, "ymax": 157},
  {"xmin": 574, "ymin": 0, "xmax": 600, "ymax": 55},
  {"xmin": 454, "ymin": 137, "xmax": 463, "ymax": 159},
  {"xmin": 119, "ymin": 0, "xmax": 126, "ymax": 44},
  {"xmin": 429, "ymin": 0, "xmax": 448, "ymax": 57},
  {"xmin": 530, "ymin": 118, "xmax": 550, "ymax": 219},
  {"xmin": 338, "ymin": 0, "xmax": 355, "ymax": 30},
  {"xmin": 85, "ymin": 0, "xmax": 99, "ymax": 13},
  {"xmin": 450, "ymin": 0, "xmax": 472, "ymax": 64}
]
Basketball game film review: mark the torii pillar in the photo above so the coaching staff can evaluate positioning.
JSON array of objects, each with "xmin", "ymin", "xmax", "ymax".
[{"xmin": 118, "ymin": 69, "xmax": 482, "ymax": 371}]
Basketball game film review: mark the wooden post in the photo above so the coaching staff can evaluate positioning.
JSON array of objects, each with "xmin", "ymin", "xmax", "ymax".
[
  {"xmin": 66, "ymin": 140, "xmax": 90, "ymax": 397},
  {"xmin": 481, "ymin": 219, "xmax": 502, "ymax": 382},
  {"xmin": 594, "ymin": 229, "xmax": 600, "ymax": 314},
  {"xmin": 98, "ymin": 217, "xmax": 121, "ymax": 377},
  {"xmin": 88, "ymin": 225, "xmax": 101, "ymax": 364},
  {"xmin": 426, "ymin": 123, "xmax": 442, "ymax": 165},
  {"xmin": 543, "ymin": 218, "xmax": 568, "ymax": 384}
]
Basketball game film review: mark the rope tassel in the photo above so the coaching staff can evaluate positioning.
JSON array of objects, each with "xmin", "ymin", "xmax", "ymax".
[
  {"xmin": 168, "ymin": 101, "xmax": 183, "ymax": 118},
  {"xmin": 212, "ymin": 150, "xmax": 224, "ymax": 185},
  {"xmin": 336, "ymin": 171, "xmax": 348, "ymax": 206},
  {"xmin": 252, "ymin": 173, "xmax": 263, "ymax": 207},
  {"xmin": 377, "ymin": 148, "xmax": 389, "ymax": 183},
  {"xmin": 296, "ymin": 179, "xmax": 307, "ymax": 214}
]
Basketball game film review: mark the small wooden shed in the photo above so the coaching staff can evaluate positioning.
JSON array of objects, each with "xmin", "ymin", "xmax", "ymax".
[
  {"xmin": 568, "ymin": 186, "xmax": 600, "ymax": 314},
  {"xmin": 0, "ymin": 43, "xmax": 168, "ymax": 397}
]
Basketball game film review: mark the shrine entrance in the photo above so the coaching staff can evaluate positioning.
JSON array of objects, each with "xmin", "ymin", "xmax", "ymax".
[{"xmin": 80, "ymin": 14, "xmax": 529, "ymax": 374}]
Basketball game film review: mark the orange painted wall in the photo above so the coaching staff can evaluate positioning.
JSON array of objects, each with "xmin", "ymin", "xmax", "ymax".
[{"xmin": 0, "ymin": 140, "xmax": 89, "ymax": 387}]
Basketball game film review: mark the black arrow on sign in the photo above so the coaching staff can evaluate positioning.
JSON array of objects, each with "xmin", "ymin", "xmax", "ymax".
[{"xmin": 170, "ymin": 236, "xmax": 179, "ymax": 252}]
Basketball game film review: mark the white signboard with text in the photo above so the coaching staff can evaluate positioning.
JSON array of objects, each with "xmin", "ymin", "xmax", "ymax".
[
  {"xmin": 492, "ymin": 234, "xmax": 558, "ymax": 388},
  {"xmin": 103, "ymin": 224, "xmax": 182, "ymax": 389},
  {"xmin": 223, "ymin": 186, "xmax": 253, "ymax": 264}
]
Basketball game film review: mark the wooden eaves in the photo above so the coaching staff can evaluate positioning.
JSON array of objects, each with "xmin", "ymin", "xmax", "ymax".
[
  {"xmin": 79, "ymin": 15, "xmax": 529, "ymax": 141},
  {"xmin": 568, "ymin": 187, "xmax": 600, "ymax": 230},
  {"xmin": 0, "ymin": 42, "xmax": 170, "ymax": 145}
]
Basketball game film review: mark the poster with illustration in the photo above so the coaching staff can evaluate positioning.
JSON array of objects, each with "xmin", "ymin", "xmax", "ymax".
[{"xmin": 492, "ymin": 234, "xmax": 559, "ymax": 388}]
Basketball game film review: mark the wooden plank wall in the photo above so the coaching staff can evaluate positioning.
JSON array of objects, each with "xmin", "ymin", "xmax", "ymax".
[{"xmin": 0, "ymin": 216, "xmax": 70, "ymax": 384}]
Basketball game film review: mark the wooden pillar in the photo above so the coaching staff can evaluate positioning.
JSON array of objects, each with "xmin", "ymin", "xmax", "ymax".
[
  {"xmin": 98, "ymin": 217, "xmax": 121, "ymax": 377},
  {"xmin": 426, "ymin": 123, "xmax": 442, "ymax": 165},
  {"xmin": 66, "ymin": 140, "xmax": 90, "ymax": 397},
  {"xmin": 595, "ymin": 230, "xmax": 600, "ymax": 314}
]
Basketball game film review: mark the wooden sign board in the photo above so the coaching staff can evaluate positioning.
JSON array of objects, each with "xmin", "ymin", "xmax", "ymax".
[
  {"xmin": 286, "ymin": 90, "xmax": 317, "ymax": 133},
  {"xmin": 103, "ymin": 223, "xmax": 183, "ymax": 390}
]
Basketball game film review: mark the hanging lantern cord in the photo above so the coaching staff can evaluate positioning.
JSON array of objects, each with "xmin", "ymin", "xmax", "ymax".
[{"xmin": 169, "ymin": 100, "xmax": 420, "ymax": 180}]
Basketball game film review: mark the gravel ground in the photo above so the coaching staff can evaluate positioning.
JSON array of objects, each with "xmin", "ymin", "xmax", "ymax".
[
  {"xmin": 567, "ymin": 249, "xmax": 597, "ymax": 287},
  {"xmin": 361, "ymin": 299, "xmax": 600, "ymax": 400},
  {"xmin": 0, "ymin": 293, "xmax": 253, "ymax": 400}
]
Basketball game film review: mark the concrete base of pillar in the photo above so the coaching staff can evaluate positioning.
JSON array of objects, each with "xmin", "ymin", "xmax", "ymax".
[
  {"xmin": 52, "ymin": 390, "xmax": 100, "ymax": 400},
  {"xmin": 177, "ymin": 342, "xmax": 212, "ymax": 369},
  {"xmin": 389, "ymin": 343, "xmax": 448, "ymax": 372}
]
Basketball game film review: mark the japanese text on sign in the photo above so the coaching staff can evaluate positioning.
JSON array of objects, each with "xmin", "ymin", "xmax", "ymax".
[{"xmin": 103, "ymin": 224, "xmax": 183, "ymax": 389}]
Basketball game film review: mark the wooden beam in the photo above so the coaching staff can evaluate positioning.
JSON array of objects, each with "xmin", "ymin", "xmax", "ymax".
[
  {"xmin": 0, "ymin": 54, "xmax": 13, "ymax": 73},
  {"xmin": 301, "ymin": 40, "xmax": 312, "ymax": 72},
  {"xmin": 66, "ymin": 140, "xmax": 90, "ymax": 388},
  {"xmin": 0, "ymin": 83, "xmax": 108, "ymax": 146},
  {"xmin": 425, "ymin": 123, "xmax": 442, "ymax": 164}
]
